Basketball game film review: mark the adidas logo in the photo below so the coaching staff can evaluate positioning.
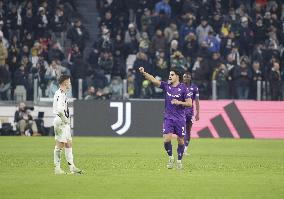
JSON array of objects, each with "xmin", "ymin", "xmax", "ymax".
[{"xmin": 197, "ymin": 102, "xmax": 254, "ymax": 138}]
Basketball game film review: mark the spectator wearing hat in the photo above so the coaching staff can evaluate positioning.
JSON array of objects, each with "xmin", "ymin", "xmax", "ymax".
[
  {"xmin": 35, "ymin": 7, "xmax": 49, "ymax": 39},
  {"xmin": 238, "ymin": 16, "xmax": 253, "ymax": 56},
  {"xmin": 124, "ymin": 23, "xmax": 140, "ymax": 55}
]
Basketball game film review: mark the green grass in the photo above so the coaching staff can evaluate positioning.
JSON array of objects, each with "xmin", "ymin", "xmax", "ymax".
[{"xmin": 0, "ymin": 137, "xmax": 284, "ymax": 199}]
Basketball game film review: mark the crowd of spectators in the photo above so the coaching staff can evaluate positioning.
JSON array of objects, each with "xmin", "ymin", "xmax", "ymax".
[
  {"xmin": 91, "ymin": 0, "xmax": 284, "ymax": 100},
  {"xmin": 0, "ymin": 0, "xmax": 88, "ymax": 101},
  {"xmin": 0, "ymin": 0, "xmax": 284, "ymax": 101}
]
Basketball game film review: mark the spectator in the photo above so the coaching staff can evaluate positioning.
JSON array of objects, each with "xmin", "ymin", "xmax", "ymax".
[
  {"xmin": 151, "ymin": 29, "xmax": 167, "ymax": 55},
  {"xmin": 154, "ymin": 50, "xmax": 168, "ymax": 81},
  {"xmin": 249, "ymin": 61, "xmax": 263, "ymax": 100},
  {"xmin": 179, "ymin": 17, "xmax": 196, "ymax": 46},
  {"xmin": 84, "ymin": 86, "xmax": 103, "ymax": 100},
  {"xmin": 112, "ymin": 49, "xmax": 126, "ymax": 79},
  {"xmin": 212, "ymin": 63, "xmax": 229, "ymax": 99},
  {"xmin": 196, "ymin": 18, "xmax": 213, "ymax": 45},
  {"xmin": 140, "ymin": 8, "xmax": 154, "ymax": 36},
  {"xmin": 170, "ymin": 51, "xmax": 188, "ymax": 72},
  {"xmin": 0, "ymin": 64, "xmax": 11, "ymax": 100},
  {"xmin": 48, "ymin": 42, "xmax": 65, "ymax": 62},
  {"xmin": 6, "ymin": 5, "xmax": 21, "ymax": 39},
  {"xmin": 124, "ymin": 23, "xmax": 140, "ymax": 55},
  {"xmin": 205, "ymin": 31, "xmax": 221, "ymax": 53},
  {"xmin": 35, "ymin": 7, "xmax": 49, "ymax": 39},
  {"xmin": 182, "ymin": 32, "xmax": 198, "ymax": 63},
  {"xmin": 155, "ymin": 0, "xmax": 171, "ymax": 17},
  {"xmin": 139, "ymin": 32, "xmax": 151, "ymax": 54},
  {"xmin": 14, "ymin": 102, "xmax": 39, "ymax": 136},
  {"xmin": 67, "ymin": 19, "xmax": 90, "ymax": 52},
  {"xmin": 51, "ymin": 7, "xmax": 67, "ymax": 49},
  {"xmin": 0, "ymin": 33, "xmax": 7, "ymax": 66},
  {"xmin": 22, "ymin": 8, "xmax": 35, "ymax": 37},
  {"xmin": 133, "ymin": 52, "xmax": 150, "ymax": 98},
  {"xmin": 164, "ymin": 22, "xmax": 178, "ymax": 43},
  {"xmin": 269, "ymin": 62, "xmax": 282, "ymax": 100},
  {"xmin": 192, "ymin": 55, "xmax": 210, "ymax": 99},
  {"xmin": 67, "ymin": 43, "xmax": 83, "ymax": 66},
  {"xmin": 238, "ymin": 16, "xmax": 253, "ymax": 56},
  {"xmin": 110, "ymin": 76, "xmax": 123, "ymax": 100},
  {"xmin": 233, "ymin": 60, "xmax": 252, "ymax": 99},
  {"xmin": 98, "ymin": 51, "xmax": 114, "ymax": 82}
]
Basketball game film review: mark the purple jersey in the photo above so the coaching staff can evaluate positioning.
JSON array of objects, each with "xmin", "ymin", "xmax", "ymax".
[
  {"xmin": 160, "ymin": 81, "xmax": 192, "ymax": 121},
  {"xmin": 185, "ymin": 83, "xmax": 199, "ymax": 118}
]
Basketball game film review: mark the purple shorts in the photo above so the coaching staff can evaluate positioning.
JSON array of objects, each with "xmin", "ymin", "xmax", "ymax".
[{"xmin": 162, "ymin": 119, "xmax": 186, "ymax": 137}]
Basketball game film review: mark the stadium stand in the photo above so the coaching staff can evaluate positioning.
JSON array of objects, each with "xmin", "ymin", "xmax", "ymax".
[{"xmin": 0, "ymin": 0, "xmax": 283, "ymax": 101}]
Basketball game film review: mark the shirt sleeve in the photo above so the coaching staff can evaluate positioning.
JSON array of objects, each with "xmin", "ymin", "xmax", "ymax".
[{"xmin": 159, "ymin": 81, "xmax": 167, "ymax": 91}]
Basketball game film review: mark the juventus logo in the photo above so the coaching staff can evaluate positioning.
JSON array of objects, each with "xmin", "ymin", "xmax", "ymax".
[{"xmin": 110, "ymin": 102, "xmax": 132, "ymax": 135}]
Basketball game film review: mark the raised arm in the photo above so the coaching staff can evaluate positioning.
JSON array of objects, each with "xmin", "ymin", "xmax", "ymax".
[{"xmin": 139, "ymin": 67, "xmax": 161, "ymax": 87}]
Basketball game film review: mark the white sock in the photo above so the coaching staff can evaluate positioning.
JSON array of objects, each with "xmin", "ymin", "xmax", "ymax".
[
  {"xmin": 184, "ymin": 146, "xmax": 188, "ymax": 151},
  {"xmin": 65, "ymin": 148, "xmax": 75, "ymax": 169},
  {"xmin": 54, "ymin": 146, "xmax": 62, "ymax": 168}
]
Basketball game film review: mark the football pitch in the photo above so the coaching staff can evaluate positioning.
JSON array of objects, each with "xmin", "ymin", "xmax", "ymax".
[{"xmin": 0, "ymin": 137, "xmax": 283, "ymax": 199}]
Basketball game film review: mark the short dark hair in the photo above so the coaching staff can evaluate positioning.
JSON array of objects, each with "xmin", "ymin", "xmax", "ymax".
[
  {"xmin": 183, "ymin": 71, "xmax": 191, "ymax": 76},
  {"xmin": 58, "ymin": 75, "xmax": 70, "ymax": 85},
  {"xmin": 170, "ymin": 68, "xmax": 182, "ymax": 81}
]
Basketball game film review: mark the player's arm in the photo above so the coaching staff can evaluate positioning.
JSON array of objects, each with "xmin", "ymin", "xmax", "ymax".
[
  {"xmin": 195, "ymin": 97, "xmax": 200, "ymax": 121},
  {"xmin": 195, "ymin": 88, "xmax": 200, "ymax": 121},
  {"xmin": 139, "ymin": 67, "xmax": 161, "ymax": 87},
  {"xmin": 171, "ymin": 98, "xmax": 192, "ymax": 107}
]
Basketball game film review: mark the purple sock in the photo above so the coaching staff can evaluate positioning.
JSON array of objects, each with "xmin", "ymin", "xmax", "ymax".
[
  {"xmin": 164, "ymin": 141, "xmax": 172, "ymax": 156},
  {"xmin": 177, "ymin": 144, "xmax": 185, "ymax": 160},
  {"xmin": 184, "ymin": 131, "xmax": 191, "ymax": 147}
]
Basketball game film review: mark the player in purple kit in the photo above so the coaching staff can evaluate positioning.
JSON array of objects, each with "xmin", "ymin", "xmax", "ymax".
[
  {"xmin": 183, "ymin": 72, "xmax": 200, "ymax": 155},
  {"xmin": 139, "ymin": 67, "xmax": 192, "ymax": 169}
]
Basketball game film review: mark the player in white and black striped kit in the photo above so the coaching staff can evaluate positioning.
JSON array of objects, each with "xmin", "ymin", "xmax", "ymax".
[{"xmin": 53, "ymin": 75, "xmax": 82, "ymax": 174}]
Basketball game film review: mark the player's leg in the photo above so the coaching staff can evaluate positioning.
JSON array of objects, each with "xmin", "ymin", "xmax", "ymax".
[
  {"xmin": 54, "ymin": 140, "xmax": 66, "ymax": 174},
  {"xmin": 64, "ymin": 125, "xmax": 83, "ymax": 174},
  {"xmin": 184, "ymin": 119, "xmax": 193, "ymax": 155},
  {"xmin": 53, "ymin": 116, "xmax": 67, "ymax": 174},
  {"xmin": 164, "ymin": 133, "xmax": 174, "ymax": 169},
  {"xmin": 163, "ymin": 119, "xmax": 174, "ymax": 169},
  {"xmin": 174, "ymin": 121, "xmax": 186, "ymax": 169}
]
